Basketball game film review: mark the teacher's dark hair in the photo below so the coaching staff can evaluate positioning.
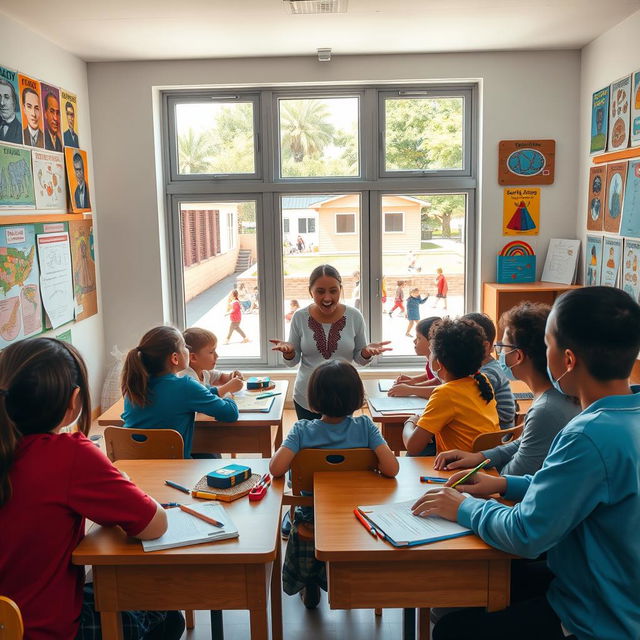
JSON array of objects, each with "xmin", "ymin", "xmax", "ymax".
[{"xmin": 309, "ymin": 264, "xmax": 342, "ymax": 290}]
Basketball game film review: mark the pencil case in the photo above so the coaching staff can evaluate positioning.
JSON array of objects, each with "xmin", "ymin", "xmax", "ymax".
[
  {"xmin": 206, "ymin": 464, "xmax": 252, "ymax": 489},
  {"xmin": 246, "ymin": 376, "xmax": 270, "ymax": 390}
]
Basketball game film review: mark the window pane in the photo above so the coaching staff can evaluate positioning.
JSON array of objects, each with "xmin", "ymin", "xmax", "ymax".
[
  {"xmin": 380, "ymin": 194, "xmax": 466, "ymax": 356},
  {"xmin": 384, "ymin": 97, "xmax": 464, "ymax": 172},
  {"xmin": 279, "ymin": 97, "xmax": 359, "ymax": 178},
  {"xmin": 281, "ymin": 193, "xmax": 361, "ymax": 323},
  {"xmin": 385, "ymin": 212, "xmax": 404, "ymax": 233},
  {"xmin": 336, "ymin": 213, "xmax": 355, "ymax": 234},
  {"xmin": 183, "ymin": 201, "xmax": 260, "ymax": 359},
  {"xmin": 176, "ymin": 102, "xmax": 255, "ymax": 175}
]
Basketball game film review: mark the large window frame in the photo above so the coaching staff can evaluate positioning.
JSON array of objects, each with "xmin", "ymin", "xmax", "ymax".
[{"xmin": 162, "ymin": 84, "xmax": 478, "ymax": 368}]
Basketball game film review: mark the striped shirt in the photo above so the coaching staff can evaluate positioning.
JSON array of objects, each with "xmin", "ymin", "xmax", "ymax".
[{"xmin": 480, "ymin": 359, "xmax": 516, "ymax": 428}]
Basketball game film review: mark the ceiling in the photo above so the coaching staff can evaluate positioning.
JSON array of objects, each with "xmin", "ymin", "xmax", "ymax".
[{"xmin": 2, "ymin": 0, "xmax": 640, "ymax": 62}]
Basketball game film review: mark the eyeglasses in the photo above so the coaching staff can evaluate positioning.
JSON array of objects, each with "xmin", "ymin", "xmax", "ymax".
[{"xmin": 494, "ymin": 343, "xmax": 519, "ymax": 356}]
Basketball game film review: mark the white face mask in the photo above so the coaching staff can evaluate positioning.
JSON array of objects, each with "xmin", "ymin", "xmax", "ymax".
[{"xmin": 430, "ymin": 357, "xmax": 443, "ymax": 382}]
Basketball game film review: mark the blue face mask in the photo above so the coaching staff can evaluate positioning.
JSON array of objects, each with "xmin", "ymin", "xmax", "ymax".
[
  {"xmin": 498, "ymin": 350, "xmax": 517, "ymax": 381},
  {"xmin": 546, "ymin": 364, "xmax": 570, "ymax": 395}
]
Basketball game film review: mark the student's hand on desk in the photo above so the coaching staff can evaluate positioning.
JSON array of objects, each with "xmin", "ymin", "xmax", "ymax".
[
  {"xmin": 411, "ymin": 487, "xmax": 466, "ymax": 522},
  {"xmin": 445, "ymin": 471, "xmax": 507, "ymax": 498},
  {"xmin": 269, "ymin": 339, "xmax": 295, "ymax": 359},
  {"xmin": 231, "ymin": 370, "xmax": 244, "ymax": 380},
  {"xmin": 220, "ymin": 376, "xmax": 244, "ymax": 396},
  {"xmin": 395, "ymin": 374, "xmax": 413, "ymax": 384},
  {"xmin": 361, "ymin": 341, "xmax": 393, "ymax": 359},
  {"xmin": 434, "ymin": 450, "xmax": 486, "ymax": 471},
  {"xmin": 388, "ymin": 383, "xmax": 412, "ymax": 397}
]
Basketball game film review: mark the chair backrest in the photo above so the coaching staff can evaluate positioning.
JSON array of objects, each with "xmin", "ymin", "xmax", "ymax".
[
  {"xmin": 471, "ymin": 424, "xmax": 523, "ymax": 453},
  {"xmin": 0, "ymin": 596, "xmax": 23, "ymax": 640},
  {"xmin": 290, "ymin": 448, "xmax": 378, "ymax": 496},
  {"xmin": 103, "ymin": 426, "xmax": 184, "ymax": 462}
]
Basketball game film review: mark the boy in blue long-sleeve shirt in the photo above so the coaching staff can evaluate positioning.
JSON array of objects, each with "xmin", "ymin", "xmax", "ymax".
[{"xmin": 412, "ymin": 287, "xmax": 640, "ymax": 640}]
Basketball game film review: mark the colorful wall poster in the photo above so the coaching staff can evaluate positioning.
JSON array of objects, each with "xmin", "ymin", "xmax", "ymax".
[
  {"xmin": 18, "ymin": 74, "xmax": 43, "ymax": 148},
  {"xmin": 621, "ymin": 159, "xmax": 640, "ymax": 238},
  {"xmin": 0, "ymin": 144, "xmax": 35, "ymax": 209},
  {"xmin": 32, "ymin": 149, "xmax": 66, "ymax": 210},
  {"xmin": 587, "ymin": 166, "xmax": 606, "ymax": 231},
  {"xmin": 631, "ymin": 70, "xmax": 640, "ymax": 148},
  {"xmin": 498, "ymin": 140, "xmax": 555, "ymax": 185},
  {"xmin": 590, "ymin": 87, "xmax": 609, "ymax": 154},
  {"xmin": 585, "ymin": 235, "xmax": 603, "ymax": 286},
  {"xmin": 601, "ymin": 236, "xmax": 622, "ymax": 287},
  {"xmin": 622, "ymin": 239, "xmax": 640, "ymax": 301},
  {"xmin": 64, "ymin": 147, "xmax": 91, "ymax": 213},
  {"xmin": 604, "ymin": 161, "xmax": 628, "ymax": 233},
  {"xmin": 60, "ymin": 89, "xmax": 79, "ymax": 148},
  {"xmin": 40, "ymin": 82, "xmax": 62, "ymax": 153},
  {"xmin": 69, "ymin": 219, "xmax": 97, "ymax": 321},
  {"xmin": 0, "ymin": 66, "xmax": 23, "ymax": 145},
  {"xmin": 608, "ymin": 75, "xmax": 631, "ymax": 151},
  {"xmin": 0, "ymin": 225, "xmax": 43, "ymax": 348},
  {"xmin": 503, "ymin": 188, "xmax": 540, "ymax": 235}
]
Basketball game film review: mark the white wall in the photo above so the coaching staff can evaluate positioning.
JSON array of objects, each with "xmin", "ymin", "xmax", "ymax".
[
  {"xmin": 0, "ymin": 15, "xmax": 106, "ymax": 404},
  {"xmin": 87, "ymin": 51, "xmax": 581, "ymax": 354}
]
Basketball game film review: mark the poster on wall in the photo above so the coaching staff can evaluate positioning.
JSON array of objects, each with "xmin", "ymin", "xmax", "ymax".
[
  {"xmin": 18, "ymin": 74, "xmax": 43, "ymax": 148},
  {"xmin": 585, "ymin": 235, "xmax": 603, "ymax": 286},
  {"xmin": 590, "ymin": 87, "xmax": 609, "ymax": 154},
  {"xmin": 32, "ymin": 149, "xmax": 66, "ymax": 210},
  {"xmin": 608, "ymin": 75, "xmax": 631, "ymax": 152},
  {"xmin": 601, "ymin": 236, "xmax": 623, "ymax": 287},
  {"xmin": 631, "ymin": 70, "xmax": 640, "ymax": 148},
  {"xmin": 69, "ymin": 219, "xmax": 97, "ymax": 321},
  {"xmin": 0, "ymin": 224, "xmax": 43, "ymax": 348},
  {"xmin": 604, "ymin": 162, "xmax": 628, "ymax": 234},
  {"xmin": 586, "ymin": 165, "xmax": 606, "ymax": 231},
  {"xmin": 620, "ymin": 158, "xmax": 640, "ymax": 238},
  {"xmin": 64, "ymin": 147, "xmax": 91, "ymax": 213},
  {"xmin": 503, "ymin": 188, "xmax": 539, "ymax": 235},
  {"xmin": 498, "ymin": 140, "xmax": 555, "ymax": 185},
  {"xmin": 60, "ymin": 89, "xmax": 79, "ymax": 148},
  {"xmin": 40, "ymin": 82, "xmax": 62, "ymax": 153},
  {"xmin": 0, "ymin": 144, "xmax": 35, "ymax": 209},
  {"xmin": 622, "ymin": 238, "xmax": 640, "ymax": 301},
  {"xmin": 0, "ymin": 65, "xmax": 23, "ymax": 145}
]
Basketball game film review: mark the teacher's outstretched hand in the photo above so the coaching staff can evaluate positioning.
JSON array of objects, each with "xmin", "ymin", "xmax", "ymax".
[
  {"xmin": 361, "ymin": 341, "xmax": 393, "ymax": 359},
  {"xmin": 269, "ymin": 339, "xmax": 296, "ymax": 359}
]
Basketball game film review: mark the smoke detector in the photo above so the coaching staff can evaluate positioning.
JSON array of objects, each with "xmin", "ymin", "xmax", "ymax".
[{"xmin": 284, "ymin": 0, "xmax": 348, "ymax": 14}]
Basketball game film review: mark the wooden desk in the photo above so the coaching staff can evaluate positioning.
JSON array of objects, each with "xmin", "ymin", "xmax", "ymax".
[
  {"xmin": 98, "ymin": 380, "xmax": 288, "ymax": 458},
  {"xmin": 314, "ymin": 458, "xmax": 512, "ymax": 639},
  {"xmin": 73, "ymin": 459, "xmax": 283, "ymax": 640}
]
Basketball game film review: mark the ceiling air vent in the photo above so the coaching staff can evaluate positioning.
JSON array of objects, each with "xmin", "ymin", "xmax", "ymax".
[{"xmin": 285, "ymin": 0, "xmax": 348, "ymax": 14}]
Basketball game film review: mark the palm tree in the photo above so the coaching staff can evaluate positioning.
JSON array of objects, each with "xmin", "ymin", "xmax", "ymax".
[
  {"xmin": 178, "ymin": 128, "xmax": 214, "ymax": 174},
  {"xmin": 280, "ymin": 100, "xmax": 335, "ymax": 163}
]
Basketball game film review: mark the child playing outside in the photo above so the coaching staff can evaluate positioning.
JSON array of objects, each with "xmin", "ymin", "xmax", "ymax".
[
  {"xmin": 403, "ymin": 318, "xmax": 499, "ymax": 455},
  {"xmin": 225, "ymin": 289, "xmax": 250, "ymax": 344},
  {"xmin": 285, "ymin": 299, "xmax": 300, "ymax": 322},
  {"xmin": 269, "ymin": 360, "xmax": 399, "ymax": 609},
  {"xmin": 405, "ymin": 287, "xmax": 429, "ymax": 336},
  {"xmin": 434, "ymin": 268, "xmax": 448, "ymax": 309},
  {"xmin": 0, "ymin": 338, "xmax": 184, "ymax": 640},
  {"xmin": 182, "ymin": 327, "xmax": 243, "ymax": 396},
  {"xmin": 237, "ymin": 282, "xmax": 251, "ymax": 312},
  {"xmin": 121, "ymin": 326, "xmax": 238, "ymax": 458},
  {"xmin": 388, "ymin": 280, "xmax": 406, "ymax": 317}
]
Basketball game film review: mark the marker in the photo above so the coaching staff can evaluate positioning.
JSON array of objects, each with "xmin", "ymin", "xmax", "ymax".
[
  {"xmin": 161, "ymin": 502, "xmax": 180, "ymax": 508},
  {"xmin": 450, "ymin": 459, "xmax": 492, "ymax": 489},
  {"xmin": 256, "ymin": 392, "xmax": 282, "ymax": 399},
  {"xmin": 179, "ymin": 504, "xmax": 224, "ymax": 528},
  {"xmin": 420, "ymin": 476, "xmax": 447, "ymax": 484},
  {"xmin": 192, "ymin": 491, "xmax": 221, "ymax": 500},
  {"xmin": 353, "ymin": 508, "xmax": 377, "ymax": 538},
  {"xmin": 165, "ymin": 480, "xmax": 190, "ymax": 494}
]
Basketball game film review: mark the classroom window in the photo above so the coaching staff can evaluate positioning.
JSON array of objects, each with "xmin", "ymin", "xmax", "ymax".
[
  {"xmin": 283, "ymin": 218, "xmax": 290, "ymax": 233},
  {"xmin": 336, "ymin": 213, "xmax": 356, "ymax": 234},
  {"xmin": 298, "ymin": 217, "xmax": 316, "ymax": 233},
  {"xmin": 384, "ymin": 212, "xmax": 404, "ymax": 233}
]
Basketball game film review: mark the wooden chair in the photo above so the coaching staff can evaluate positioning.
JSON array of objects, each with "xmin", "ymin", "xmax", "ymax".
[
  {"xmin": 471, "ymin": 424, "xmax": 523, "ymax": 453},
  {"xmin": 0, "ymin": 596, "xmax": 23, "ymax": 640},
  {"xmin": 103, "ymin": 427, "xmax": 184, "ymax": 462}
]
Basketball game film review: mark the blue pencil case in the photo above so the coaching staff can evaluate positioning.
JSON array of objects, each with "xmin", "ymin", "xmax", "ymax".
[
  {"xmin": 206, "ymin": 464, "xmax": 252, "ymax": 489},
  {"xmin": 246, "ymin": 376, "xmax": 271, "ymax": 390}
]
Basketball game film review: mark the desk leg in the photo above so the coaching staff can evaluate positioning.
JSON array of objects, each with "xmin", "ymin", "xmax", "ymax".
[
  {"xmin": 403, "ymin": 608, "xmax": 416, "ymax": 640},
  {"xmin": 210, "ymin": 610, "xmax": 224, "ymax": 639},
  {"xmin": 100, "ymin": 612, "xmax": 123, "ymax": 640},
  {"xmin": 418, "ymin": 608, "xmax": 431, "ymax": 640},
  {"xmin": 274, "ymin": 421, "xmax": 283, "ymax": 450},
  {"xmin": 270, "ymin": 542, "xmax": 283, "ymax": 640},
  {"xmin": 247, "ymin": 565, "xmax": 269, "ymax": 640},
  {"xmin": 487, "ymin": 560, "xmax": 511, "ymax": 612},
  {"xmin": 249, "ymin": 606, "xmax": 269, "ymax": 640}
]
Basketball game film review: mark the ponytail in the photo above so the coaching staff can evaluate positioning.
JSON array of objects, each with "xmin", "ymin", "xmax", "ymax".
[
  {"xmin": 121, "ymin": 326, "xmax": 183, "ymax": 407},
  {"xmin": 473, "ymin": 372, "xmax": 494, "ymax": 404}
]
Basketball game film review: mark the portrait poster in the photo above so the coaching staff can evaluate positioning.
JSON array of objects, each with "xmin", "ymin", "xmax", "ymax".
[
  {"xmin": 631, "ymin": 70, "xmax": 640, "ymax": 148},
  {"xmin": 32, "ymin": 149, "xmax": 66, "ymax": 210},
  {"xmin": 586, "ymin": 165, "xmax": 606, "ymax": 231},
  {"xmin": 503, "ymin": 188, "xmax": 540, "ymax": 235},
  {"xmin": 590, "ymin": 87, "xmax": 609, "ymax": 154},
  {"xmin": 603, "ymin": 162, "xmax": 628, "ymax": 234},
  {"xmin": 64, "ymin": 147, "xmax": 91, "ymax": 213},
  {"xmin": 40, "ymin": 82, "xmax": 62, "ymax": 153},
  {"xmin": 498, "ymin": 140, "xmax": 555, "ymax": 185},
  {"xmin": 601, "ymin": 236, "xmax": 622, "ymax": 288},
  {"xmin": 69, "ymin": 219, "xmax": 97, "ymax": 321},
  {"xmin": 622, "ymin": 238, "xmax": 640, "ymax": 301},
  {"xmin": 608, "ymin": 75, "xmax": 631, "ymax": 152},
  {"xmin": 0, "ymin": 144, "xmax": 35, "ymax": 209},
  {"xmin": 620, "ymin": 159, "xmax": 640, "ymax": 238},
  {"xmin": 0, "ymin": 65, "xmax": 23, "ymax": 145},
  {"xmin": 60, "ymin": 89, "xmax": 79, "ymax": 148},
  {"xmin": 18, "ymin": 74, "xmax": 43, "ymax": 148},
  {"xmin": 585, "ymin": 235, "xmax": 603, "ymax": 286},
  {"xmin": 0, "ymin": 224, "xmax": 43, "ymax": 348}
]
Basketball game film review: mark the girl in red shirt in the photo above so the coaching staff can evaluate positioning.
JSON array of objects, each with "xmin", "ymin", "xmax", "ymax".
[
  {"xmin": 224, "ymin": 288, "xmax": 250, "ymax": 344},
  {"xmin": 0, "ymin": 337, "xmax": 184, "ymax": 640}
]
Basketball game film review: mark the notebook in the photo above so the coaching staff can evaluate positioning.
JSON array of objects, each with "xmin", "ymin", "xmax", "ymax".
[
  {"xmin": 232, "ymin": 393, "xmax": 275, "ymax": 413},
  {"xmin": 368, "ymin": 396, "xmax": 427, "ymax": 413},
  {"xmin": 358, "ymin": 498, "xmax": 472, "ymax": 547},
  {"xmin": 142, "ymin": 503, "xmax": 239, "ymax": 552},
  {"xmin": 378, "ymin": 379, "xmax": 395, "ymax": 392}
]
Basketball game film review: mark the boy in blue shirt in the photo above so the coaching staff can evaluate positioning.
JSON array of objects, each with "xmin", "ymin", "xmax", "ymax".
[{"xmin": 412, "ymin": 287, "xmax": 640, "ymax": 640}]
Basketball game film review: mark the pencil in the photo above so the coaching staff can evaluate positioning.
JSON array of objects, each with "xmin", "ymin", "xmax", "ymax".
[
  {"xmin": 450, "ymin": 459, "xmax": 491, "ymax": 489},
  {"xmin": 165, "ymin": 480, "xmax": 190, "ymax": 494},
  {"xmin": 179, "ymin": 504, "xmax": 224, "ymax": 528}
]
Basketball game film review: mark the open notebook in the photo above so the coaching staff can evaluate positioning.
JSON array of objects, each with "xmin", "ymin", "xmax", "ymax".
[
  {"xmin": 142, "ymin": 503, "xmax": 238, "ymax": 552},
  {"xmin": 358, "ymin": 498, "xmax": 472, "ymax": 547},
  {"xmin": 232, "ymin": 393, "xmax": 275, "ymax": 413},
  {"xmin": 368, "ymin": 396, "xmax": 427, "ymax": 414}
]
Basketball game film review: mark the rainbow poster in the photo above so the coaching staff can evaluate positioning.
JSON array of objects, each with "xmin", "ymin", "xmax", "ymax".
[
  {"xmin": 496, "ymin": 241, "xmax": 536, "ymax": 283},
  {"xmin": 503, "ymin": 188, "xmax": 540, "ymax": 235}
]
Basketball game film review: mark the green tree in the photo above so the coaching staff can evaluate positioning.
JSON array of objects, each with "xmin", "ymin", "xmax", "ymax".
[
  {"xmin": 208, "ymin": 103, "xmax": 255, "ymax": 173},
  {"xmin": 420, "ymin": 195, "xmax": 465, "ymax": 238},
  {"xmin": 280, "ymin": 100, "xmax": 335, "ymax": 163},
  {"xmin": 178, "ymin": 128, "xmax": 215, "ymax": 174}
]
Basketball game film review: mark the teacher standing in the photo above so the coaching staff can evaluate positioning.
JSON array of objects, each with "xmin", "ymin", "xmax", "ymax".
[{"xmin": 270, "ymin": 264, "xmax": 391, "ymax": 420}]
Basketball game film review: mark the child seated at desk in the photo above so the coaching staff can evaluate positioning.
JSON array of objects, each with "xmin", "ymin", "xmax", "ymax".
[
  {"xmin": 403, "ymin": 318, "xmax": 499, "ymax": 456},
  {"xmin": 0, "ymin": 337, "xmax": 184, "ymax": 640},
  {"xmin": 181, "ymin": 327, "xmax": 243, "ymax": 396},
  {"xmin": 121, "ymin": 326, "xmax": 238, "ymax": 458},
  {"xmin": 269, "ymin": 360, "xmax": 399, "ymax": 610}
]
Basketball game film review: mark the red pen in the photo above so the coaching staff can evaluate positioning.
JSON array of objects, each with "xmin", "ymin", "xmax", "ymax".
[{"xmin": 353, "ymin": 508, "xmax": 377, "ymax": 538}]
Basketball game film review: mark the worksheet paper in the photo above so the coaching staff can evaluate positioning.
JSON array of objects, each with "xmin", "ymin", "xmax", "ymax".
[
  {"xmin": 368, "ymin": 397, "xmax": 427, "ymax": 413},
  {"xmin": 36, "ymin": 231, "xmax": 74, "ymax": 328}
]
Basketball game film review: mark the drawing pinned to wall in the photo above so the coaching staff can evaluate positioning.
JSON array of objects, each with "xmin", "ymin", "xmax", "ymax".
[
  {"xmin": 498, "ymin": 140, "xmax": 555, "ymax": 185},
  {"xmin": 60, "ymin": 89, "xmax": 79, "ymax": 148},
  {"xmin": 64, "ymin": 147, "xmax": 91, "ymax": 213},
  {"xmin": 620, "ymin": 159, "xmax": 640, "ymax": 238},
  {"xmin": 590, "ymin": 87, "xmax": 609, "ymax": 154},
  {"xmin": 631, "ymin": 70, "xmax": 640, "ymax": 148},
  {"xmin": 69, "ymin": 219, "xmax": 97, "ymax": 321},
  {"xmin": 32, "ymin": 149, "xmax": 65, "ymax": 210},
  {"xmin": 585, "ymin": 235, "xmax": 603, "ymax": 287},
  {"xmin": 18, "ymin": 74, "xmax": 43, "ymax": 149},
  {"xmin": 0, "ymin": 66, "xmax": 23, "ymax": 145},
  {"xmin": 622, "ymin": 238, "xmax": 640, "ymax": 301},
  {"xmin": 608, "ymin": 75, "xmax": 631, "ymax": 151},
  {"xmin": 604, "ymin": 162, "xmax": 628, "ymax": 233},
  {"xmin": 503, "ymin": 188, "xmax": 539, "ymax": 235},
  {"xmin": 601, "ymin": 236, "xmax": 622, "ymax": 288},
  {"xmin": 586, "ymin": 166, "xmax": 606, "ymax": 231},
  {"xmin": 0, "ymin": 144, "xmax": 35, "ymax": 209}
]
